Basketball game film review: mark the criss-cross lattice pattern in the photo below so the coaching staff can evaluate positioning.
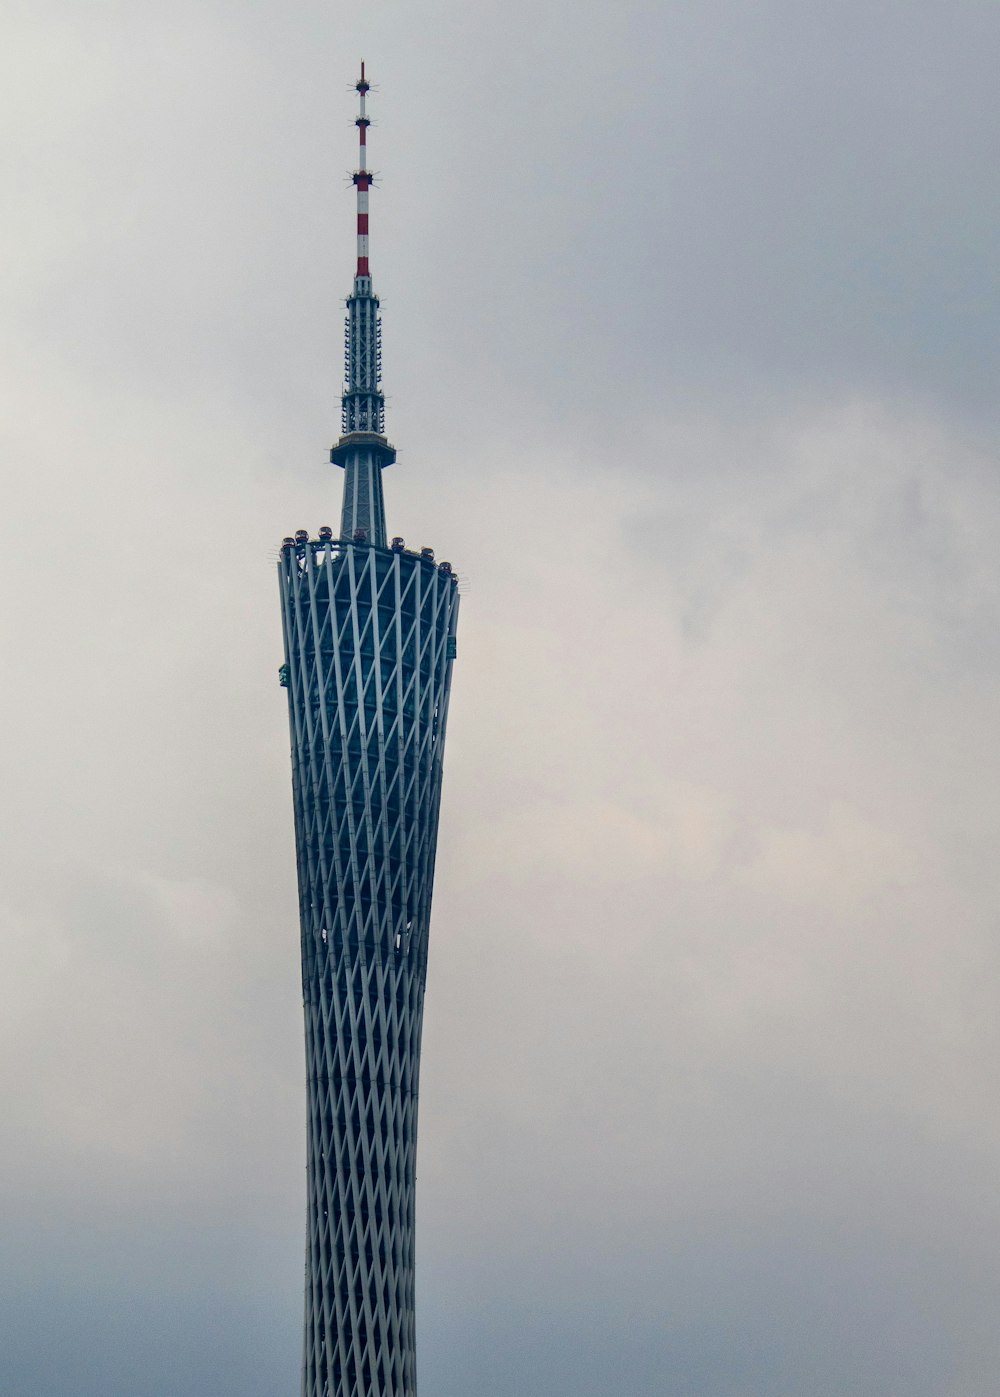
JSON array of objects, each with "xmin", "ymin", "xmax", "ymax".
[{"xmin": 279, "ymin": 537, "xmax": 459, "ymax": 1397}]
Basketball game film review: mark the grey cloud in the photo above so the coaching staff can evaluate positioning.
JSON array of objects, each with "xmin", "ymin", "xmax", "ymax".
[{"xmin": 3, "ymin": 1, "xmax": 1000, "ymax": 1393}]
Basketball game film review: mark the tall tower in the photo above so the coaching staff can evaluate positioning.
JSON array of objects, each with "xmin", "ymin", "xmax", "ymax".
[{"xmin": 278, "ymin": 66, "xmax": 460, "ymax": 1397}]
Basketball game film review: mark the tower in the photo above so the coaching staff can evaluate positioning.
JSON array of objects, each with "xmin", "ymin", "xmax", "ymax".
[{"xmin": 278, "ymin": 66, "xmax": 460, "ymax": 1397}]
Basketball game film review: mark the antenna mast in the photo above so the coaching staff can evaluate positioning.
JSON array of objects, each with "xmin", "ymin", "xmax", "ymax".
[{"xmin": 354, "ymin": 61, "xmax": 371, "ymax": 278}]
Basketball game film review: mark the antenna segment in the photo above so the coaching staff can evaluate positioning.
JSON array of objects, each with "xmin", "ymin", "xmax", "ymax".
[
  {"xmin": 354, "ymin": 61, "xmax": 371, "ymax": 277},
  {"xmin": 331, "ymin": 60, "xmax": 395, "ymax": 548}
]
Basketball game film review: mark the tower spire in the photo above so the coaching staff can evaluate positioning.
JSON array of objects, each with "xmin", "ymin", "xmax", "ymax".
[
  {"xmin": 354, "ymin": 61, "xmax": 371, "ymax": 277},
  {"xmin": 331, "ymin": 61, "xmax": 395, "ymax": 548}
]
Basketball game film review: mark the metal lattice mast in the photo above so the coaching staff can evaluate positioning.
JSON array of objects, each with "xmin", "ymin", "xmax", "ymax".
[
  {"xmin": 278, "ymin": 63, "xmax": 460, "ymax": 1397},
  {"xmin": 331, "ymin": 61, "xmax": 395, "ymax": 550}
]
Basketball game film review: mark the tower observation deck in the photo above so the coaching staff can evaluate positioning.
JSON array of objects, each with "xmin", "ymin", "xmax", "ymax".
[{"xmin": 277, "ymin": 65, "xmax": 460, "ymax": 1397}]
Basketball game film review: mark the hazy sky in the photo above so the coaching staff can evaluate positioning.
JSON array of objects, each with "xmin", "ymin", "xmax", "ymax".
[{"xmin": 3, "ymin": 2, "xmax": 1000, "ymax": 1394}]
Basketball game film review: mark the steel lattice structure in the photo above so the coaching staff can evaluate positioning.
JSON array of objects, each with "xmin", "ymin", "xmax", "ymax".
[{"xmin": 278, "ymin": 65, "xmax": 459, "ymax": 1397}]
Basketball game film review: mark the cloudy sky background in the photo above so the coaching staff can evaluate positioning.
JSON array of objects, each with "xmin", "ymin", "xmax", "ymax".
[{"xmin": 3, "ymin": 1, "xmax": 1000, "ymax": 1393}]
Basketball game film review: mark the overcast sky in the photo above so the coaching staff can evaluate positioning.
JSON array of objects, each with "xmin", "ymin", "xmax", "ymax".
[{"xmin": 3, "ymin": 2, "xmax": 1000, "ymax": 1394}]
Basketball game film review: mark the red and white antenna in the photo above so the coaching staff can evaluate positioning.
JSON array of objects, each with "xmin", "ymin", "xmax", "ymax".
[{"xmin": 354, "ymin": 61, "xmax": 371, "ymax": 278}]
